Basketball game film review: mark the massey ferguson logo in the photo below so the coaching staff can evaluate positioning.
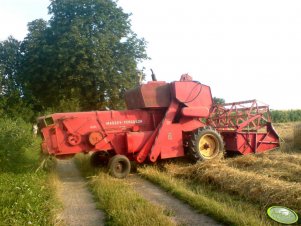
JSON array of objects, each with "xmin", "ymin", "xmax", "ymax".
[{"xmin": 105, "ymin": 119, "xmax": 143, "ymax": 126}]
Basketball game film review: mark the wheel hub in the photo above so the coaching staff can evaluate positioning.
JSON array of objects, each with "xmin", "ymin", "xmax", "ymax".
[
  {"xmin": 115, "ymin": 162, "xmax": 123, "ymax": 173},
  {"xmin": 199, "ymin": 134, "xmax": 218, "ymax": 158}
]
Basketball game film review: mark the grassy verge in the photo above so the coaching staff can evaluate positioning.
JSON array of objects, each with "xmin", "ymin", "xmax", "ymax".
[
  {"xmin": 75, "ymin": 154, "xmax": 175, "ymax": 226},
  {"xmin": 0, "ymin": 118, "xmax": 61, "ymax": 225}
]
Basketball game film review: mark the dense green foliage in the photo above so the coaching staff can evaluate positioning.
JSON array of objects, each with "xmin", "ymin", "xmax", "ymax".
[
  {"xmin": 0, "ymin": 37, "xmax": 34, "ymax": 121},
  {"xmin": 213, "ymin": 97, "xmax": 225, "ymax": 105},
  {"xmin": 271, "ymin": 110, "xmax": 301, "ymax": 123},
  {"xmin": 0, "ymin": 118, "xmax": 58, "ymax": 225},
  {"xmin": 0, "ymin": 0, "xmax": 147, "ymax": 120},
  {"xmin": 0, "ymin": 118, "xmax": 34, "ymax": 170}
]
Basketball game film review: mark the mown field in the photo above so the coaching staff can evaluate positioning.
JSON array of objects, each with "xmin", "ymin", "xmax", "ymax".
[
  {"xmin": 0, "ymin": 118, "xmax": 60, "ymax": 225},
  {"xmin": 138, "ymin": 122, "xmax": 301, "ymax": 226}
]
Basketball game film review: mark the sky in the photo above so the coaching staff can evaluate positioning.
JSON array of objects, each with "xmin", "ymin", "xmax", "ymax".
[{"xmin": 0, "ymin": 0, "xmax": 301, "ymax": 110}]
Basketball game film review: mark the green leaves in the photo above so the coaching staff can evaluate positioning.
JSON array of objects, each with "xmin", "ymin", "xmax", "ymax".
[
  {"xmin": 0, "ymin": 37, "xmax": 34, "ymax": 120},
  {"xmin": 20, "ymin": 0, "xmax": 148, "ymax": 112},
  {"xmin": 213, "ymin": 97, "xmax": 225, "ymax": 105},
  {"xmin": 1, "ymin": 0, "xmax": 148, "ymax": 118},
  {"xmin": 0, "ymin": 118, "xmax": 34, "ymax": 170}
]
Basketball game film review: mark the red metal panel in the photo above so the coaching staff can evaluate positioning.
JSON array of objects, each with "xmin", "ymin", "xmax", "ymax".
[
  {"xmin": 222, "ymin": 130, "xmax": 279, "ymax": 154},
  {"xmin": 41, "ymin": 126, "xmax": 57, "ymax": 154},
  {"xmin": 40, "ymin": 109, "xmax": 162, "ymax": 156},
  {"xmin": 110, "ymin": 134, "xmax": 127, "ymax": 155},
  {"xmin": 181, "ymin": 106, "xmax": 209, "ymax": 118},
  {"xmin": 99, "ymin": 110, "xmax": 158, "ymax": 132},
  {"xmin": 178, "ymin": 118, "xmax": 205, "ymax": 132},
  {"xmin": 149, "ymin": 101, "xmax": 185, "ymax": 162},
  {"xmin": 41, "ymin": 125, "xmax": 89, "ymax": 155},
  {"xmin": 125, "ymin": 81, "xmax": 171, "ymax": 109},
  {"xmin": 94, "ymin": 134, "xmax": 114, "ymax": 151},
  {"xmin": 172, "ymin": 81, "xmax": 213, "ymax": 110},
  {"xmin": 126, "ymin": 131, "xmax": 153, "ymax": 153},
  {"xmin": 135, "ymin": 127, "xmax": 160, "ymax": 163},
  {"xmin": 154, "ymin": 124, "xmax": 184, "ymax": 160}
]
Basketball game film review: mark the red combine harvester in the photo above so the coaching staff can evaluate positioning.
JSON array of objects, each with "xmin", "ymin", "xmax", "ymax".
[{"xmin": 38, "ymin": 75, "xmax": 280, "ymax": 178}]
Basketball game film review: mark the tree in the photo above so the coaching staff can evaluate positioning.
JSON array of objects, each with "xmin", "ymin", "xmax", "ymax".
[
  {"xmin": 0, "ymin": 37, "xmax": 33, "ymax": 120},
  {"xmin": 19, "ymin": 19, "xmax": 54, "ymax": 113},
  {"xmin": 213, "ymin": 97, "xmax": 225, "ymax": 105},
  {"xmin": 20, "ymin": 0, "xmax": 148, "ymax": 112},
  {"xmin": 0, "ymin": 37, "xmax": 20, "ymax": 97}
]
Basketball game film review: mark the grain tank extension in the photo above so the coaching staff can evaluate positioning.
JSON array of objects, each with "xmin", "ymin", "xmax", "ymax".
[{"xmin": 38, "ymin": 75, "xmax": 280, "ymax": 178}]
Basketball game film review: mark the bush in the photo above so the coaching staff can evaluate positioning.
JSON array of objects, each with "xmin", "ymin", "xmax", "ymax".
[
  {"xmin": 0, "ymin": 117, "xmax": 59, "ymax": 225},
  {"xmin": 0, "ymin": 117, "xmax": 35, "ymax": 171}
]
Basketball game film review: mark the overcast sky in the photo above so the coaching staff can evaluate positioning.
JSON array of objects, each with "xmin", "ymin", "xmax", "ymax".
[{"xmin": 1, "ymin": 0, "xmax": 300, "ymax": 110}]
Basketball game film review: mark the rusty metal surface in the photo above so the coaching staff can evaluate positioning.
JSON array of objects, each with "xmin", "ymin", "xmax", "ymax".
[{"xmin": 125, "ymin": 81, "xmax": 171, "ymax": 109}]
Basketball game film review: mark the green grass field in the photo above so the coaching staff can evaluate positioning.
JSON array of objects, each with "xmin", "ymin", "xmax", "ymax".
[{"xmin": 0, "ymin": 118, "xmax": 60, "ymax": 225}]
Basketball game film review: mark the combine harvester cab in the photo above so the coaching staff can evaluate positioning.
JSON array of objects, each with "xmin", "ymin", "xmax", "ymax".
[{"xmin": 38, "ymin": 75, "xmax": 280, "ymax": 178}]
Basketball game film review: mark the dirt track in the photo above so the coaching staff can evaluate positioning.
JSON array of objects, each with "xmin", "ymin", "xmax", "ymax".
[
  {"xmin": 128, "ymin": 175, "xmax": 222, "ymax": 226},
  {"xmin": 56, "ymin": 160, "xmax": 105, "ymax": 226},
  {"xmin": 55, "ymin": 159, "xmax": 221, "ymax": 226}
]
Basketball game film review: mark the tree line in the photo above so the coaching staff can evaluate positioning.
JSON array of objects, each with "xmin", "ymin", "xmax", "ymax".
[
  {"xmin": 270, "ymin": 110, "xmax": 301, "ymax": 123},
  {"xmin": 0, "ymin": 0, "xmax": 147, "ymax": 121}
]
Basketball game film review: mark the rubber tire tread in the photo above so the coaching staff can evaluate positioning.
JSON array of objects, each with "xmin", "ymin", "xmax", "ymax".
[
  {"xmin": 108, "ymin": 155, "xmax": 131, "ymax": 179},
  {"xmin": 187, "ymin": 127, "xmax": 224, "ymax": 162}
]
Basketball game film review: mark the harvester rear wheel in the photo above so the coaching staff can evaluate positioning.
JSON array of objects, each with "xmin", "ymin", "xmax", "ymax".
[
  {"xmin": 108, "ymin": 155, "xmax": 131, "ymax": 178},
  {"xmin": 188, "ymin": 127, "xmax": 224, "ymax": 161}
]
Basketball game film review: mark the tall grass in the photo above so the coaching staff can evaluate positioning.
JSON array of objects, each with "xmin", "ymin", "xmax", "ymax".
[
  {"xmin": 226, "ymin": 153, "xmax": 301, "ymax": 183},
  {"xmin": 294, "ymin": 122, "xmax": 301, "ymax": 149},
  {"xmin": 178, "ymin": 160, "xmax": 301, "ymax": 214},
  {"xmin": 0, "ymin": 118, "xmax": 60, "ymax": 225},
  {"xmin": 75, "ymin": 154, "xmax": 175, "ymax": 226},
  {"xmin": 273, "ymin": 122, "xmax": 297, "ymax": 152},
  {"xmin": 139, "ymin": 165, "xmax": 276, "ymax": 226}
]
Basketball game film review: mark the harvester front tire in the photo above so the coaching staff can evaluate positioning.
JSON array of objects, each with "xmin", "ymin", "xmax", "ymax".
[
  {"xmin": 108, "ymin": 155, "xmax": 131, "ymax": 179},
  {"xmin": 188, "ymin": 127, "xmax": 224, "ymax": 162}
]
